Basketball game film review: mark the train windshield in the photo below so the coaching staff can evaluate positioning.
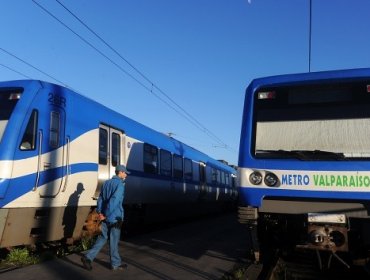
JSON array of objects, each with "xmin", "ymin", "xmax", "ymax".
[
  {"xmin": 0, "ymin": 88, "xmax": 23, "ymax": 140},
  {"xmin": 253, "ymin": 80, "xmax": 370, "ymax": 160}
]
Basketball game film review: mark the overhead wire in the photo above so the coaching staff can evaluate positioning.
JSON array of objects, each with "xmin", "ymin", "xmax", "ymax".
[
  {"xmin": 0, "ymin": 47, "xmax": 70, "ymax": 88},
  {"xmin": 31, "ymin": 0, "xmax": 208, "ymax": 140},
  {"xmin": 54, "ymin": 0, "xmax": 234, "ymax": 151},
  {"xmin": 1, "ymin": 46, "xmax": 184, "ymax": 127},
  {"xmin": 54, "ymin": 0, "xmax": 229, "ymax": 151},
  {"xmin": 0, "ymin": 63, "xmax": 33, "ymax": 79},
  {"xmin": 31, "ymin": 0, "xmax": 235, "ymax": 152}
]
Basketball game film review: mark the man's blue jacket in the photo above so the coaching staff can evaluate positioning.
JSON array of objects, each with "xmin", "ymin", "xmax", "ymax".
[{"xmin": 96, "ymin": 175, "xmax": 125, "ymax": 223}]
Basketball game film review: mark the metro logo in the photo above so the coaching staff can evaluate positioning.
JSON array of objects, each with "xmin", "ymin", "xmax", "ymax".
[
  {"xmin": 280, "ymin": 173, "xmax": 370, "ymax": 188},
  {"xmin": 281, "ymin": 174, "xmax": 310, "ymax": 185}
]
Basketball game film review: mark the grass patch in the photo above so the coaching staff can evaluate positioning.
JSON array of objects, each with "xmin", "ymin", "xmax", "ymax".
[
  {"xmin": 0, "ymin": 235, "xmax": 97, "ymax": 268},
  {"xmin": 221, "ymin": 263, "xmax": 249, "ymax": 280},
  {"xmin": 70, "ymin": 235, "xmax": 97, "ymax": 252},
  {"xmin": 2, "ymin": 247, "xmax": 39, "ymax": 267}
]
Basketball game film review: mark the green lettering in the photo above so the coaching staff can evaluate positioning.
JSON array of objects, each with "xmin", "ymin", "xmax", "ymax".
[
  {"xmin": 330, "ymin": 175, "xmax": 335, "ymax": 186},
  {"xmin": 324, "ymin": 175, "xmax": 328, "ymax": 186},
  {"xmin": 364, "ymin": 176, "xmax": 370, "ymax": 187},
  {"xmin": 313, "ymin": 175, "xmax": 319, "ymax": 186},
  {"xmin": 319, "ymin": 175, "xmax": 325, "ymax": 186},
  {"xmin": 337, "ymin": 176, "xmax": 342, "ymax": 187},
  {"xmin": 349, "ymin": 176, "xmax": 355, "ymax": 187}
]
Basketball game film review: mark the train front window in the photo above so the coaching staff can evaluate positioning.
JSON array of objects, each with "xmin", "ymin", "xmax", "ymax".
[
  {"xmin": 20, "ymin": 110, "xmax": 38, "ymax": 150},
  {"xmin": 0, "ymin": 88, "xmax": 23, "ymax": 120},
  {"xmin": 0, "ymin": 88, "xmax": 23, "ymax": 142},
  {"xmin": 254, "ymin": 81, "xmax": 370, "ymax": 160}
]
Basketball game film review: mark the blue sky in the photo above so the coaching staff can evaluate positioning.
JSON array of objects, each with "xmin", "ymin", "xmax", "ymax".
[{"xmin": 1, "ymin": 0, "xmax": 370, "ymax": 166}]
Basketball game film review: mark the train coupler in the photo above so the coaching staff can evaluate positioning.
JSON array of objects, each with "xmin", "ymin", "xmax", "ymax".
[{"xmin": 297, "ymin": 213, "xmax": 348, "ymax": 253}]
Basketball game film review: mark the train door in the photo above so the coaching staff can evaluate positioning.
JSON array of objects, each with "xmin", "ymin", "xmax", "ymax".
[
  {"xmin": 38, "ymin": 92, "xmax": 67, "ymax": 197},
  {"xmin": 94, "ymin": 124, "xmax": 125, "ymax": 198}
]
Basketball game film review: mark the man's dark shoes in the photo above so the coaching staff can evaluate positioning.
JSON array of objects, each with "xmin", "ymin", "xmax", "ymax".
[
  {"xmin": 111, "ymin": 263, "xmax": 128, "ymax": 271},
  {"xmin": 81, "ymin": 255, "xmax": 92, "ymax": 271}
]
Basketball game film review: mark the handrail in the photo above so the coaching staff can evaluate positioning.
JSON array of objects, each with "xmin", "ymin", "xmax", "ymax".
[
  {"xmin": 33, "ymin": 130, "xmax": 43, "ymax": 191},
  {"xmin": 61, "ymin": 137, "xmax": 70, "ymax": 192}
]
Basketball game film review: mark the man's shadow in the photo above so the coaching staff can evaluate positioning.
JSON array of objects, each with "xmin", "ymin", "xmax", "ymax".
[{"xmin": 62, "ymin": 183, "xmax": 85, "ymax": 242}]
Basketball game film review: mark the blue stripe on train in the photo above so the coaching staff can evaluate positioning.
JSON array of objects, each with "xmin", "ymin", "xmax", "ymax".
[
  {"xmin": 239, "ymin": 186, "xmax": 370, "ymax": 207},
  {"xmin": 0, "ymin": 162, "xmax": 97, "ymax": 207}
]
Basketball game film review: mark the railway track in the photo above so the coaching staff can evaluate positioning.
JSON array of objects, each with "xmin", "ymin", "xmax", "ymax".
[
  {"xmin": 245, "ymin": 249, "xmax": 370, "ymax": 280},
  {"xmin": 0, "ymin": 266, "xmax": 18, "ymax": 274},
  {"xmin": 0, "ymin": 213, "xmax": 247, "ymax": 279}
]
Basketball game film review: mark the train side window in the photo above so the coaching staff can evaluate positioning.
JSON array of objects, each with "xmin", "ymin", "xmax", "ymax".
[
  {"xmin": 192, "ymin": 161, "xmax": 200, "ymax": 182},
  {"xmin": 199, "ymin": 162, "xmax": 206, "ymax": 184},
  {"xmin": 173, "ymin": 154, "xmax": 183, "ymax": 179},
  {"xmin": 225, "ymin": 173, "xmax": 230, "ymax": 186},
  {"xmin": 184, "ymin": 158, "xmax": 193, "ymax": 180},
  {"xmin": 221, "ymin": 171, "xmax": 226, "ymax": 185},
  {"xmin": 111, "ymin": 132, "xmax": 121, "ymax": 167},
  {"xmin": 160, "ymin": 149, "xmax": 172, "ymax": 177},
  {"xmin": 99, "ymin": 128, "xmax": 108, "ymax": 165},
  {"xmin": 49, "ymin": 111, "xmax": 60, "ymax": 148},
  {"xmin": 211, "ymin": 168, "xmax": 218, "ymax": 184},
  {"xmin": 20, "ymin": 110, "xmax": 38, "ymax": 150},
  {"xmin": 144, "ymin": 143, "xmax": 158, "ymax": 174}
]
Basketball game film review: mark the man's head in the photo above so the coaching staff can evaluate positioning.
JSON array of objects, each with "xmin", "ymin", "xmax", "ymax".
[{"xmin": 115, "ymin": 164, "xmax": 130, "ymax": 179}]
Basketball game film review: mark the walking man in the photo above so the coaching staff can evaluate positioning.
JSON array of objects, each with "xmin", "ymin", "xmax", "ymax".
[{"xmin": 81, "ymin": 164, "xmax": 130, "ymax": 271}]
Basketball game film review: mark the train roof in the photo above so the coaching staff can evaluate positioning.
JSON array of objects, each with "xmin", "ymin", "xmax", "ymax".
[
  {"xmin": 247, "ymin": 68, "xmax": 370, "ymax": 92},
  {"xmin": 0, "ymin": 79, "xmax": 235, "ymax": 173}
]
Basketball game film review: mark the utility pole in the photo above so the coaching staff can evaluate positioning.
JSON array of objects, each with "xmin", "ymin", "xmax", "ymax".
[{"xmin": 308, "ymin": 0, "xmax": 312, "ymax": 72}]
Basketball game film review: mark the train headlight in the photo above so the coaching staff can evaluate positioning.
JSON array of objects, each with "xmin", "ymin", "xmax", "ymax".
[
  {"xmin": 309, "ymin": 230, "xmax": 326, "ymax": 245},
  {"xmin": 264, "ymin": 172, "xmax": 278, "ymax": 187},
  {"xmin": 249, "ymin": 171, "xmax": 262, "ymax": 185},
  {"xmin": 330, "ymin": 230, "xmax": 346, "ymax": 247}
]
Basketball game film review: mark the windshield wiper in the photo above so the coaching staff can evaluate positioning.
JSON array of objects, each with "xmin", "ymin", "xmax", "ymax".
[
  {"xmin": 291, "ymin": 150, "xmax": 345, "ymax": 160},
  {"xmin": 255, "ymin": 149, "xmax": 345, "ymax": 160}
]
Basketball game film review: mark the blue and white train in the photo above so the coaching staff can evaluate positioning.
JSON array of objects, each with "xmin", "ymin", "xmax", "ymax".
[
  {"xmin": 0, "ymin": 80, "xmax": 237, "ymax": 247},
  {"xmin": 238, "ymin": 68, "xmax": 370, "ymax": 267}
]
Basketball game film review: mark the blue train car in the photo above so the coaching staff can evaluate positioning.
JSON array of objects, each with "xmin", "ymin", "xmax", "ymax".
[
  {"xmin": 238, "ymin": 68, "xmax": 370, "ymax": 266},
  {"xmin": 0, "ymin": 80, "xmax": 237, "ymax": 247}
]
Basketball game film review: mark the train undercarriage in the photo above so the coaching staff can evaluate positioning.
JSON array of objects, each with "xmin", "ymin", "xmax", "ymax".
[{"xmin": 239, "ymin": 201, "xmax": 370, "ymax": 271}]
